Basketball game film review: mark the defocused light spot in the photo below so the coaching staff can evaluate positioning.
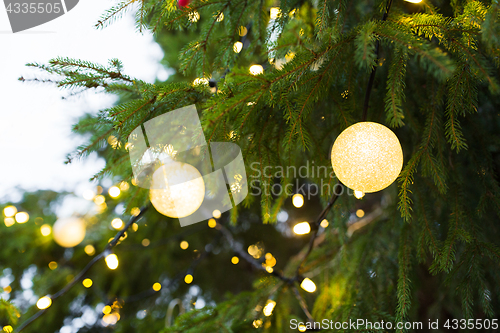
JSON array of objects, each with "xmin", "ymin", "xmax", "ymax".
[
  {"xmin": 292, "ymin": 193, "xmax": 304, "ymax": 208},
  {"xmin": 15, "ymin": 212, "xmax": 29, "ymax": 223},
  {"xmin": 3, "ymin": 206, "xmax": 17, "ymax": 217},
  {"xmin": 180, "ymin": 241, "xmax": 189, "ymax": 250},
  {"xmin": 36, "ymin": 296, "xmax": 52, "ymax": 309},
  {"xmin": 84, "ymin": 245, "xmax": 96, "ymax": 256},
  {"xmin": 40, "ymin": 224, "xmax": 52, "ymax": 236},
  {"xmin": 82, "ymin": 278, "xmax": 93, "ymax": 288},
  {"xmin": 231, "ymin": 256, "xmax": 239, "ymax": 264},
  {"xmin": 152, "ymin": 283, "xmax": 162, "ymax": 291},
  {"xmin": 108, "ymin": 186, "xmax": 121, "ymax": 198},
  {"xmin": 111, "ymin": 218, "xmax": 124, "ymax": 230},
  {"xmin": 293, "ymin": 222, "xmax": 311, "ymax": 235},
  {"xmin": 356, "ymin": 209, "xmax": 365, "ymax": 218},
  {"xmin": 184, "ymin": 274, "xmax": 193, "ymax": 284}
]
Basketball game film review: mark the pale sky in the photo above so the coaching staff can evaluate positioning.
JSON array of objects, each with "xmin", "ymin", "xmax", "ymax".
[{"xmin": 0, "ymin": 0, "xmax": 168, "ymax": 202}]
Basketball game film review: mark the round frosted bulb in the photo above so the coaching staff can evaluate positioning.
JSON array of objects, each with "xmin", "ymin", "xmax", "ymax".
[
  {"xmin": 36, "ymin": 296, "xmax": 52, "ymax": 309},
  {"xmin": 52, "ymin": 217, "xmax": 86, "ymax": 248},
  {"xmin": 105, "ymin": 254, "xmax": 119, "ymax": 270},
  {"xmin": 300, "ymin": 278, "xmax": 316, "ymax": 293},
  {"xmin": 331, "ymin": 122, "xmax": 403, "ymax": 193},
  {"xmin": 150, "ymin": 161, "xmax": 205, "ymax": 218}
]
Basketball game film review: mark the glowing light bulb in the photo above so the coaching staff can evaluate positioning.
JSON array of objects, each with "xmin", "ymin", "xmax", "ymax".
[
  {"xmin": 293, "ymin": 222, "xmax": 311, "ymax": 235},
  {"xmin": 48, "ymin": 261, "xmax": 58, "ymax": 270},
  {"xmin": 40, "ymin": 224, "xmax": 52, "ymax": 236},
  {"xmin": 249, "ymin": 64, "xmax": 264, "ymax": 75},
  {"xmin": 105, "ymin": 254, "xmax": 119, "ymax": 270},
  {"xmin": 231, "ymin": 256, "xmax": 239, "ymax": 264},
  {"xmin": 15, "ymin": 212, "xmax": 29, "ymax": 223},
  {"xmin": 3, "ymin": 325, "xmax": 13, "ymax": 333},
  {"xmin": 208, "ymin": 218, "xmax": 216, "ymax": 228},
  {"xmin": 4, "ymin": 218, "xmax": 15, "ymax": 227},
  {"xmin": 3, "ymin": 206, "xmax": 17, "ymax": 217},
  {"xmin": 82, "ymin": 278, "xmax": 93, "ymax": 288},
  {"xmin": 270, "ymin": 7, "xmax": 281, "ymax": 19},
  {"xmin": 108, "ymin": 186, "xmax": 121, "ymax": 198},
  {"xmin": 238, "ymin": 26, "xmax": 247, "ymax": 36},
  {"xmin": 184, "ymin": 274, "xmax": 193, "ymax": 284},
  {"xmin": 150, "ymin": 161, "xmax": 205, "ymax": 219},
  {"xmin": 102, "ymin": 305, "xmax": 112, "ymax": 315},
  {"xmin": 142, "ymin": 239, "xmax": 150, "ymax": 247},
  {"xmin": 94, "ymin": 195, "xmax": 105, "ymax": 205},
  {"xmin": 215, "ymin": 12, "xmax": 224, "ymax": 22},
  {"xmin": 233, "ymin": 41, "xmax": 243, "ymax": 53},
  {"xmin": 180, "ymin": 241, "xmax": 189, "ymax": 250},
  {"xmin": 188, "ymin": 11, "xmax": 200, "ymax": 22},
  {"xmin": 405, "ymin": 0, "xmax": 422, "ymax": 3},
  {"xmin": 36, "ymin": 296, "xmax": 52, "ymax": 309},
  {"xmin": 153, "ymin": 282, "xmax": 162, "ymax": 291},
  {"xmin": 263, "ymin": 300, "xmax": 276, "ymax": 316},
  {"xmin": 331, "ymin": 122, "xmax": 403, "ymax": 193},
  {"xmin": 52, "ymin": 217, "xmax": 86, "ymax": 248},
  {"xmin": 212, "ymin": 209, "xmax": 221, "ymax": 219},
  {"xmin": 292, "ymin": 193, "xmax": 304, "ymax": 208},
  {"xmin": 300, "ymin": 277, "xmax": 317, "ymax": 293},
  {"xmin": 84, "ymin": 245, "xmax": 96, "ymax": 256},
  {"xmin": 320, "ymin": 219, "xmax": 329, "ymax": 228},
  {"xmin": 298, "ymin": 324, "xmax": 307, "ymax": 332},
  {"xmin": 356, "ymin": 209, "xmax": 365, "ymax": 218},
  {"xmin": 111, "ymin": 218, "xmax": 124, "ymax": 230},
  {"xmin": 354, "ymin": 190, "xmax": 365, "ymax": 199},
  {"xmin": 82, "ymin": 190, "xmax": 95, "ymax": 201}
]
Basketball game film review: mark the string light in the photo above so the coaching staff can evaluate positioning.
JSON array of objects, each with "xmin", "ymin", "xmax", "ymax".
[
  {"xmin": 142, "ymin": 239, "xmax": 150, "ymax": 247},
  {"xmin": 238, "ymin": 26, "xmax": 247, "ymax": 36},
  {"xmin": 298, "ymin": 324, "xmax": 307, "ymax": 332},
  {"xmin": 404, "ymin": 0, "xmax": 422, "ymax": 2},
  {"xmin": 105, "ymin": 253, "xmax": 119, "ymax": 270},
  {"xmin": 4, "ymin": 218, "xmax": 15, "ymax": 227},
  {"xmin": 212, "ymin": 210, "xmax": 221, "ymax": 219},
  {"xmin": 108, "ymin": 186, "xmax": 121, "ymax": 198},
  {"xmin": 184, "ymin": 274, "xmax": 193, "ymax": 284},
  {"xmin": 82, "ymin": 190, "xmax": 95, "ymax": 200},
  {"xmin": 48, "ymin": 261, "xmax": 58, "ymax": 270},
  {"xmin": 82, "ymin": 278, "xmax": 93, "ymax": 288},
  {"xmin": 94, "ymin": 195, "xmax": 105, "ymax": 205},
  {"xmin": 193, "ymin": 77, "xmax": 209, "ymax": 86},
  {"xmin": 180, "ymin": 241, "xmax": 189, "ymax": 250},
  {"xmin": 252, "ymin": 319, "xmax": 263, "ymax": 328},
  {"xmin": 354, "ymin": 190, "xmax": 365, "ymax": 199},
  {"xmin": 188, "ymin": 11, "xmax": 200, "ymax": 22},
  {"xmin": 292, "ymin": 193, "xmax": 304, "ymax": 208},
  {"xmin": 111, "ymin": 218, "xmax": 124, "ymax": 230},
  {"xmin": 233, "ymin": 41, "xmax": 243, "ymax": 53},
  {"xmin": 131, "ymin": 207, "xmax": 141, "ymax": 216},
  {"xmin": 84, "ymin": 245, "xmax": 96, "ymax": 256},
  {"xmin": 270, "ymin": 7, "xmax": 281, "ymax": 19},
  {"xmin": 293, "ymin": 222, "xmax": 311, "ymax": 235},
  {"xmin": 320, "ymin": 219, "xmax": 329, "ymax": 228},
  {"xmin": 231, "ymin": 256, "xmax": 239, "ymax": 264},
  {"xmin": 300, "ymin": 277, "xmax": 317, "ymax": 293},
  {"xmin": 208, "ymin": 218, "xmax": 216, "ymax": 228},
  {"xmin": 356, "ymin": 209, "xmax": 365, "ymax": 218},
  {"xmin": 119, "ymin": 181, "xmax": 130, "ymax": 191},
  {"xmin": 52, "ymin": 217, "xmax": 86, "ymax": 248},
  {"xmin": 3, "ymin": 326, "xmax": 13, "ymax": 333},
  {"xmin": 102, "ymin": 313, "xmax": 119, "ymax": 326},
  {"xmin": 263, "ymin": 300, "xmax": 276, "ymax": 316},
  {"xmin": 40, "ymin": 224, "xmax": 52, "ymax": 236},
  {"xmin": 215, "ymin": 12, "xmax": 224, "ymax": 22},
  {"xmin": 3, "ymin": 206, "xmax": 17, "ymax": 217},
  {"xmin": 249, "ymin": 64, "xmax": 264, "ymax": 75},
  {"xmin": 15, "ymin": 212, "xmax": 29, "ymax": 223},
  {"xmin": 36, "ymin": 296, "xmax": 52, "ymax": 310},
  {"xmin": 153, "ymin": 283, "xmax": 162, "ymax": 291},
  {"xmin": 102, "ymin": 305, "xmax": 112, "ymax": 315}
]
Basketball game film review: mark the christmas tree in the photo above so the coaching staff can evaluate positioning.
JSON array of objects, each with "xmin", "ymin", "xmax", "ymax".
[{"xmin": 2, "ymin": 0, "xmax": 500, "ymax": 332}]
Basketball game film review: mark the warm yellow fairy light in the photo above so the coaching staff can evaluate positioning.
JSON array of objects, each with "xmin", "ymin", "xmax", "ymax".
[
  {"xmin": 270, "ymin": 7, "xmax": 281, "ymax": 19},
  {"xmin": 216, "ymin": 12, "xmax": 224, "ymax": 22},
  {"xmin": 320, "ymin": 219, "xmax": 329, "ymax": 228},
  {"xmin": 15, "ymin": 212, "xmax": 29, "ymax": 223},
  {"xmin": 142, "ymin": 239, "xmax": 150, "ymax": 247},
  {"xmin": 253, "ymin": 319, "xmax": 263, "ymax": 328},
  {"xmin": 265, "ymin": 266, "xmax": 274, "ymax": 273},
  {"xmin": 48, "ymin": 261, "xmax": 58, "ymax": 270},
  {"xmin": 184, "ymin": 274, "xmax": 193, "ymax": 284},
  {"xmin": 208, "ymin": 218, "xmax": 216, "ymax": 228},
  {"xmin": 40, "ymin": 224, "xmax": 52, "ymax": 236},
  {"xmin": 231, "ymin": 256, "xmax": 239, "ymax": 264},
  {"xmin": 153, "ymin": 282, "xmax": 162, "ymax": 291},
  {"xmin": 94, "ymin": 195, "xmax": 105, "ymax": 205},
  {"xmin": 212, "ymin": 209, "xmax": 221, "ymax": 219},
  {"xmin": 405, "ymin": 0, "xmax": 423, "ymax": 3},
  {"xmin": 82, "ymin": 278, "xmax": 93, "ymax": 288},
  {"xmin": 298, "ymin": 324, "xmax": 307, "ymax": 332},
  {"xmin": 3, "ymin": 325, "xmax": 13, "ymax": 333},
  {"xmin": 102, "ymin": 305, "xmax": 112, "ymax": 315},
  {"xmin": 84, "ymin": 245, "xmax": 96, "ymax": 256},
  {"xmin": 233, "ymin": 41, "xmax": 243, "ymax": 53},
  {"xmin": 111, "ymin": 218, "xmax": 124, "ymax": 230},
  {"xmin": 36, "ymin": 296, "xmax": 52, "ymax": 309},
  {"xmin": 331, "ymin": 122, "xmax": 403, "ymax": 193},
  {"xmin": 249, "ymin": 64, "xmax": 264, "ymax": 75},
  {"xmin": 354, "ymin": 190, "xmax": 365, "ymax": 199},
  {"xmin": 131, "ymin": 207, "xmax": 141, "ymax": 216},
  {"xmin": 263, "ymin": 300, "xmax": 276, "ymax": 316},
  {"xmin": 292, "ymin": 193, "xmax": 304, "ymax": 208},
  {"xmin": 188, "ymin": 11, "xmax": 200, "ymax": 22},
  {"xmin": 82, "ymin": 190, "xmax": 95, "ymax": 201},
  {"xmin": 119, "ymin": 181, "xmax": 130, "ymax": 191},
  {"xmin": 4, "ymin": 218, "xmax": 15, "ymax": 227},
  {"xmin": 356, "ymin": 209, "xmax": 365, "ymax": 218},
  {"xmin": 300, "ymin": 277, "xmax": 317, "ymax": 293},
  {"xmin": 180, "ymin": 241, "xmax": 189, "ymax": 250},
  {"xmin": 193, "ymin": 77, "xmax": 209, "ymax": 86},
  {"xmin": 150, "ymin": 161, "xmax": 205, "ymax": 219},
  {"xmin": 105, "ymin": 254, "xmax": 119, "ymax": 270},
  {"xmin": 53, "ymin": 217, "xmax": 86, "ymax": 248},
  {"xmin": 293, "ymin": 222, "xmax": 311, "ymax": 235},
  {"xmin": 3, "ymin": 206, "xmax": 17, "ymax": 217},
  {"xmin": 108, "ymin": 186, "xmax": 121, "ymax": 198},
  {"xmin": 3, "ymin": 286, "xmax": 12, "ymax": 293},
  {"xmin": 238, "ymin": 26, "xmax": 247, "ymax": 36}
]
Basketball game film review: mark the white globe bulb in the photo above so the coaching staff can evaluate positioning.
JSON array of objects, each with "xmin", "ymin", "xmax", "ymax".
[
  {"xmin": 150, "ymin": 161, "xmax": 205, "ymax": 218},
  {"xmin": 52, "ymin": 217, "xmax": 86, "ymax": 248},
  {"xmin": 331, "ymin": 122, "xmax": 403, "ymax": 193}
]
